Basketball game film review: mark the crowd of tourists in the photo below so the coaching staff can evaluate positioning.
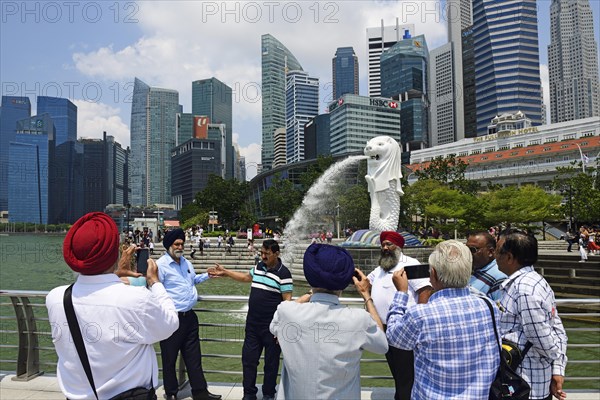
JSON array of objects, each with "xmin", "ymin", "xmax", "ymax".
[{"xmin": 46, "ymin": 212, "xmax": 567, "ymax": 400}]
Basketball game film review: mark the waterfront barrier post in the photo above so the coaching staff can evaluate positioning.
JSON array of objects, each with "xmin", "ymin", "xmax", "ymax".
[{"xmin": 10, "ymin": 295, "xmax": 43, "ymax": 381}]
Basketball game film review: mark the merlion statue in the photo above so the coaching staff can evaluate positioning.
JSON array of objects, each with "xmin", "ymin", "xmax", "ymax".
[{"xmin": 364, "ymin": 136, "xmax": 403, "ymax": 232}]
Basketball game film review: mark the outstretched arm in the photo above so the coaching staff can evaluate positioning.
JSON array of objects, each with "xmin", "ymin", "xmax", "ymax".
[{"xmin": 208, "ymin": 263, "xmax": 252, "ymax": 282}]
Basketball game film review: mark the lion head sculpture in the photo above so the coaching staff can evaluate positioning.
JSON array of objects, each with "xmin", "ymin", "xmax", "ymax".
[{"xmin": 364, "ymin": 136, "xmax": 404, "ymax": 195}]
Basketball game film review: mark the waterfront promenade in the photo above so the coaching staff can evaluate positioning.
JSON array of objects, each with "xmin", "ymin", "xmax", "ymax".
[{"xmin": 1, "ymin": 373, "xmax": 599, "ymax": 400}]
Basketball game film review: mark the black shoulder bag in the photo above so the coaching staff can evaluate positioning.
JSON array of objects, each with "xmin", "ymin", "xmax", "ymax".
[
  {"xmin": 63, "ymin": 284, "xmax": 157, "ymax": 400},
  {"xmin": 481, "ymin": 297, "xmax": 532, "ymax": 400}
]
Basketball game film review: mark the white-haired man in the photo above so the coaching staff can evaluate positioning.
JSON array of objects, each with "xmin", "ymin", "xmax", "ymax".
[{"xmin": 386, "ymin": 240, "xmax": 499, "ymax": 399}]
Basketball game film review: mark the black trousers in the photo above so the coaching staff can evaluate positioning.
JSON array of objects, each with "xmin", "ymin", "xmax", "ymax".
[
  {"xmin": 385, "ymin": 345, "xmax": 415, "ymax": 400},
  {"xmin": 160, "ymin": 311, "xmax": 208, "ymax": 396},
  {"xmin": 242, "ymin": 323, "xmax": 281, "ymax": 397}
]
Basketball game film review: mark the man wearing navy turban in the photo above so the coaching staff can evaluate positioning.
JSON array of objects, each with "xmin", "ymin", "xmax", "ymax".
[{"xmin": 269, "ymin": 244, "xmax": 388, "ymax": 399}]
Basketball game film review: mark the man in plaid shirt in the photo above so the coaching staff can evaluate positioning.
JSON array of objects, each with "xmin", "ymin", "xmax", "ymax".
[
  {"xmin": 496, "ymin": 229, "xmax": 568, "ymax": 400},
  {"xmin": 386, "ymin": 240, "xmax": 499, "ymax": 399}
]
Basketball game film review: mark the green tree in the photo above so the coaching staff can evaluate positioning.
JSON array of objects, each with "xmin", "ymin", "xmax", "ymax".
[
  {"xmin": 483, "ymin": 185, "xmax": 562, "ymax": 227},
  {"xmin": 338, "ymin": 184, "xmax": 370, "ymax": 229},
  {"xmin": 414, "ymin": 154, "xmax": 479, "ymax": 194},
  {"xmin": 552, "ymin": 161, "xmax": 600, "ymax": 225},
  {"xmin": 299, "ymin": 155, "xmax": 336, "ymax": 191},
  {"xmin": 192, "ymin": 175, "xmax": 252, "ymax": 229},
  {"xmin": 260, "ymin": 176, "xmax": 303, "ymax": 225}
]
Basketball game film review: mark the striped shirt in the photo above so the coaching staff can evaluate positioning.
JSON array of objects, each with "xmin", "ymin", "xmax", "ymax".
[
  {"xmin": 247, "ymin": 260, "xmax": 293, "ymax": 326},
  {"xmin": 386, "ymin": 288, "xmax": 500, "ymax": 400},
  {"xmin": 469, "ymin": 259, "xmax": 507, "ymax": 301},
  {"xmin": 499, "ymin": 266, "xmax": 568, "ymax": 399}
]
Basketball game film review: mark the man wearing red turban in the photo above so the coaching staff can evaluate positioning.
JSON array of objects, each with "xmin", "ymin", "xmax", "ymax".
[
  {"xmin": 361, "ymin": 231, "xmax": 433, "ymax": 400},
  {"xmin": 46, "ymin": 212, "xmax": 179, "ymax": 399}
]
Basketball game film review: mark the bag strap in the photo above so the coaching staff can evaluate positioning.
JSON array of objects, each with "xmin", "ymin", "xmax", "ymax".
[
  {"xmin": 481, "ymin": 296, "xmax": 502, "ymax": 355},
  {"xmin": 481, "ymin": 296, "xmax": 533, "ymax": 369},
  {"xmin": 63, "ymin": 284, "xmax": 99, "ymax": 400}
]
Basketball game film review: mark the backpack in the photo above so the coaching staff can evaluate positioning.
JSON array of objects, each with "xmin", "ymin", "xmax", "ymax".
[{"xmin": 481, "ymin": 297, "xmax": 532, "ymax": 400}]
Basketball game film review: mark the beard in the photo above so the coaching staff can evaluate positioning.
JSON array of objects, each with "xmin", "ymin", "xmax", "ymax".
[
  {"xmin": 170, "ymin": 249, "xmax": 184, "ymax": 259},
  {"xmin": 379, "ymin": 248, "xmax": 401, "ymax": 272}
]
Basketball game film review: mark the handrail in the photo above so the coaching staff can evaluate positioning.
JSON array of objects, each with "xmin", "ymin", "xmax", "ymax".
[{"xmin": 1, "ymin": 290, "xmax": 598, "ymax": 388}]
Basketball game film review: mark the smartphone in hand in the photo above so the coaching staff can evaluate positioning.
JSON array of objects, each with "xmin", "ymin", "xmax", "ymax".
[{"xmin": 403, "ymin": 264, "xmax": 430, "ymax": 279}]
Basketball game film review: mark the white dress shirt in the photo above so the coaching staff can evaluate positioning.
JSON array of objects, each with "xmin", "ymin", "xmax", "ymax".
[{"xmin": 46, "ymin": 274, "xmax": 179, "ymax": 399}]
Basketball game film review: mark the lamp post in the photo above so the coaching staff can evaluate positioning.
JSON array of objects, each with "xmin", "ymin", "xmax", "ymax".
[
  {"xmin": 335, "ymin": 203, "xmax": 341, "ymax": 239},
  {"xmin": 126, "ymin": 203, "xmax": 131, "ymax": 234}
]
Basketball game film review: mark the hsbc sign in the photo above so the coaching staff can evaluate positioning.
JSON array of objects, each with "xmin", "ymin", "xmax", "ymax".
[{"xmin": 370, "ymin": 99, "xmax": 399, "ymax": 109}]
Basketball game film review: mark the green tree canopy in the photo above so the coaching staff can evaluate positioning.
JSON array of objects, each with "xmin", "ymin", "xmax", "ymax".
[
  {"xmin": 414, "ymin": 154, "xmax": 479, "ymax": 194},
  {"xmin": 260, "ymin": 175, "xmax": 303, "ymax": 226},
  {"xmin": 552, "ymin": 161, "xmax": 600, "ymax": 225}
]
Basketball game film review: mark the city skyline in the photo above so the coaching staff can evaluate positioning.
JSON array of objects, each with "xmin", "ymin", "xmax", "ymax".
[{"xmin": 4, "ymin": 1, "xmax": 596, "ymax": 180}]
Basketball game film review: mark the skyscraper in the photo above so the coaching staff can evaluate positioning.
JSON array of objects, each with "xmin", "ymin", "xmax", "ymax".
[
  {"xmin": 0, "ymin": 96, "xmax": 31, "ymax": 212},
  {"xmin": 366, "ymin": 19, "xmax": 415, "ymax": 97},
  {"xmin": 261, "ymin": 34, "xmax": 303, "ymax": 171},
  {"xmin": 332, "ymin": 47, "xmax": 359, "ymax": 99},
  {"xmin": 549, "ymin": 0, "xmax": 599, "ymax": 123},
  {"xmin": 429, "ymin": 43, "xmax": 456, "ymax": 146},
  {"xmin": 130, "ymin": 77, "xmax": 179, "ymax": 206},
  {"xmin": 328, "ymin": 94, "xmax": 401, "ymax": 155},
  {"xmin": 80, "ymin": 132, "xmax": 130, "ymax": 214},
  {"xmin": 430, "ymin": 0, "xmax": 474, "ymax": 143},
  {"xmin": 473, "ymin": 0, "xmax": 543, "ymax": 135},
  {"xmin": 37, "ymin": 96, "xmax": 77, "ymax": 145},
  {"xmin": 285, "ymin": 70, "xmax": 319, "ymax": 164},
  {"xmin": 381, "ymin": 35, "xmax": 430, "ymax": 153},
  {"xmin": 192, "ymin": 78, "xmax": 234, "ymax": 179},
  {"xmin": 8, "ymin": 114, "xmax": 53, "ymax": 224}
]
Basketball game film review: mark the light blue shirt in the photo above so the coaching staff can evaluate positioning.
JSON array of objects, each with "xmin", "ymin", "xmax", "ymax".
[
  {"xmin": 157, "ymin": 252, "xmax": 209, "ymax": 312},
  {"xmin": 270, "ymin": 292, "xmax": 388, "ymax": 400}
]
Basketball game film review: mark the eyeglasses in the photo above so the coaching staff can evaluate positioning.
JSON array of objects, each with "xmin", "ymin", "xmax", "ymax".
[
  {"xmin": 381, "ymin": 241, "xmax": 397, "ymax": 249},
  {"xmin": 468, "ymin": 246, "xmax": 479, "ymax": 254}
]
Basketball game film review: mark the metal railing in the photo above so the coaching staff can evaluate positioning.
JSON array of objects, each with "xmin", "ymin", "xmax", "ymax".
[{"xmin": 0, "ymin": 291, "xmax": 598, "ymax": 388}]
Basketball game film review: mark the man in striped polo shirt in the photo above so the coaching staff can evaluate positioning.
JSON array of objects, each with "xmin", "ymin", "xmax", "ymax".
[{"xmin": 209, "ymin": 239, "xmax": 292, "ymax": 400}]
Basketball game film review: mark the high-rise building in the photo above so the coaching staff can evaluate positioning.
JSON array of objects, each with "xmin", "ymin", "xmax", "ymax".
[
  {"xmin": 51, "ymin": 139, "xmax": 84, "ymax": 223},
  {"xmin": 37, "ymin": 96, "xmax": 77, "ymax": 145},
  {"xmin": 261, "ymin": 34, "xmax": 304, "ymax": 171},
  {"xmin": 380, "ymin": 35, "xmax": 429, "ymax": 154},
  {"xmin": 462, "ymin": 28, "xmax": 477, "ymax": 138},
  {"xmin": 80, "ymin": 132, "xmax": 130, "ymax": 214},
  {"xmin": 332, "ymin": 47, "xmax": 359, "ymax": 99},
  {"xmin": 429, "ymin": 43, "xmax": 455, "ymax": 147},
  {"xmin": 0, "ymin": 96, "xmax": 31, "ymax": 212},
  {"xmin": 473, "ymin": 0, "xmax": 543, "ymax": 136},
  {"xmin": 285, "ymin": 70, "xmax": 319, "ymax": 164},
  {"xmin": 171, "ymin": 136, "xmax": 223, "ymax": 209},
  {"xmin": 366, "ymin": 19, "xmax": 415, "ymax": 97},
  {"xmin": 192, "ymin": 78, "xmax": 234, "ymax": 179},
  {"xmin": 8, "ymin": 114, "xmax": 53, "ymax": 224},
  {"xmin": 273, "ymin": 127, "xmax": 287, "ymax": 168},
  {"xmin": 130, "ymin": 77, "xmax": 179, "ymax": 206},
  {"xmin": 328, "ymin": 94, "xmax": 401, "ymax": 155},
  {"xmin": 304, "ymin": 114, "xmax": 331, "ymax": 160},
  {"xmin": 549, "ymin": 0, "xmax": 599, "ymax": 123}
]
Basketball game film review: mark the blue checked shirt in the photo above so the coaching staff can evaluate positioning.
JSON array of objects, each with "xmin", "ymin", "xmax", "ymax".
[
  {"xmin": 386, "ymin": 288, "xmax": 500, "ymax": 400},
  {"xmin": 469, "ymin": 259, "xmax": 507, "ymax": 301},
  {"xmin": 499, "ymin": 266, "xmax": 568, "ymax": 400}
]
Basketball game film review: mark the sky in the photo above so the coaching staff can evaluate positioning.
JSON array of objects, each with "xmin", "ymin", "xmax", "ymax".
[{"xmin": 2, "ymin": 0, "xmax": 599, "ymax": 180}]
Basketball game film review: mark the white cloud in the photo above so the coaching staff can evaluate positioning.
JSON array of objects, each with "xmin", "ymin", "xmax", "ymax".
[
  {"xmin": 74, "ymin": 100, "xmax": 130, "ymax": 147},
  {"xmin": 233, "ymin": 133, "xmax": 261, "ymax": 180},
  {"xmin": 539, "ymin": 63, "xmax": 551, "ymax": 123},
  {"xmin": 71, "ymin": 1, "xmax": 448, "ymax": 149}
]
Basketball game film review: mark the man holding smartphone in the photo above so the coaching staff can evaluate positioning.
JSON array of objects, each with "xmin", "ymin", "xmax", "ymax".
[{"xmin": 366, "ymin": 231, "xmax": 433, "ymax": 400}]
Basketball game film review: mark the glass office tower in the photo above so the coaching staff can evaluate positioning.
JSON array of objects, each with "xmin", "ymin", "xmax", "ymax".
[
  {"xmin": 130, "ymin": 77, "xmax": 179, "ymax": 206},
  {"xmin": 261, "ymin": 34, "xmax": 303, "ymax": 170},
  {"xmin": 332, "ymin": 47, "xmax": 359, "ymax": 99}
]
